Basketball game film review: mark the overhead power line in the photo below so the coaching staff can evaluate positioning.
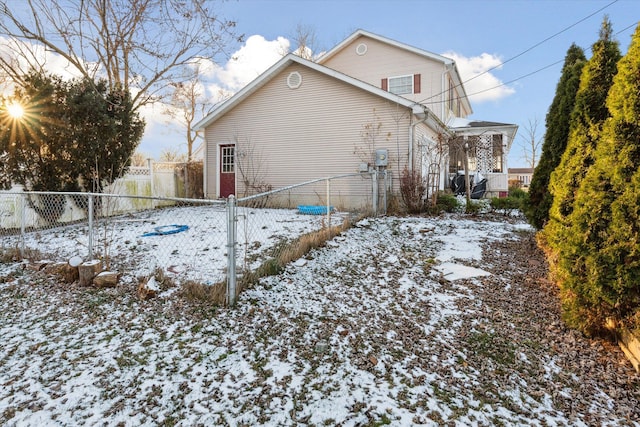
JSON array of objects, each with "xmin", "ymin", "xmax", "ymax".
[
  {"xmin": 417, "ymin": 0, "xmax": 620, "ymax": 106},
  {"xmin": 460, "ymin": 0, "xmax": 620, "ymax": 88},
  {"xmin": 437, "ymin": 20, "xmax": 638, "ymax": 106}
]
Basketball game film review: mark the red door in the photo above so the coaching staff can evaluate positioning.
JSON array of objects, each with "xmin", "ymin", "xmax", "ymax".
[{"xmin": 219, "ymin": 144, "xmax": 235, "ymax": 198}]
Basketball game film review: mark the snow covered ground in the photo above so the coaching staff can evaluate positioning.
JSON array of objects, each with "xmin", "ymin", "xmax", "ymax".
[
  {"xmin": 0, "ymin": 212, "xmax": 638, "ymax": 426},
  {"xmin": 1, "ymin": 204, "xmax": 340, "ymax": 285}
]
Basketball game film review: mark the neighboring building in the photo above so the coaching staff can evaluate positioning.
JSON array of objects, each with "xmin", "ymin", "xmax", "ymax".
[
  {"xmin": 194, "ymin": 29, "xmax": 518, "ymax": 207},
  {"xmin": 508, "ymin": 167, "xmax": 534, "ymax": 189}
]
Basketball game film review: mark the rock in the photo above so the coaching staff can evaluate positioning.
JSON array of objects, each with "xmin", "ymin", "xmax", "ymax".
[
  {"xmin": 93, "ymin": 271, "xmax": 119, "ymax": 288},
  {"xmin": 44, "ymin": 262, "xmax": 79, "ymax": 284},
  {"xmin": 314, "ymin": 340, "xmax": 329, "ymax": 353},
  {"xmin": 27, "ymin": 260, "xmax": 51, "ymax": 271}
]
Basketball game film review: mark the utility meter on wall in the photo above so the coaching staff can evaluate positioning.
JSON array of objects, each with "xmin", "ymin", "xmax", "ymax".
[{"xmin": 375, "ymin": 149, "xmax": 388, "ymax": 167}]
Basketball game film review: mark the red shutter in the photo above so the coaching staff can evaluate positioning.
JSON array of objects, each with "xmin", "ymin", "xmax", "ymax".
[
  {"xmin": 381, "ymin": 78, "xmax": 388, "ymax": 91},
  {"xmin": 414, "ymin": 74, "xmax": 421, "ymax": 94}
]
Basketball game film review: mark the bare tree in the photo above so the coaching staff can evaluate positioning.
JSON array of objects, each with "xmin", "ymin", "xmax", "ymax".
[
  {"xmin": 159, "ymin": 148, "xmax": 186, "ymax": 162},
  {"xmin": 354, "ymin": 108, "xmax": 392, "ymax": 166},
  {"xmin": 165, "ymin": 78, "xmax": 201, "ymax": 162},
  {"xmin": 290, "ymin": 24, "xmax": 318, "ymax": 61},
  {"xmin": 234, "ymin": 134, "xmax": 272, "ymax": 198},
  {"xmin": 164, "ymin": 61, "xmax": 232, "ymax": 162},
  {"xmin": 130, "ymin": 151, "xmax": 149, "ymax": 167},
  {"xmin": 0, "ymin": 0, "xmax": 242, "ymax": 111},
  {"xmin": 520, "ymin": 117, "xmax": 543, "ymax": 169}
]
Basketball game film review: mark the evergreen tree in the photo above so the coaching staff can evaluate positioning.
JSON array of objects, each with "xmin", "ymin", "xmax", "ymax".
[
  {"xmin": 0, "ymin": 71, "xmax": 144, "ymax": 221},
  {"xmin": 66, "ymin": 80, "xmax": 145, "ymax": 193},
  {"xmin": 0, "ymin": 73, "xmax": 75, "ymax": 192},
  {"xmin": 542, "ymin": 17, "xmax": 621, "ymax": 262},
  {"xmin": 525, "ymin": 44, "xmax": 586, "ymax": 229},
  {"xmin": 551, "ymin": 23, "xmax": 640, "ymax": 335}
]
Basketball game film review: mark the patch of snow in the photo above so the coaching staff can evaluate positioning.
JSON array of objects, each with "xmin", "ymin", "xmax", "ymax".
[
  {"xmin": 146, "ymin": 276, "xmax": 160, "ymax": 291},
  {"xmin": 434, "ymin": 262, "xmax": 491, "ymax": 281}
]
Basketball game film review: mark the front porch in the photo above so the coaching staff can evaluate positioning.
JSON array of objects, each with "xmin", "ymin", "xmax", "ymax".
[{"xmin": 447, "ymin": 119, "xmax": 518, "ymax": 198}]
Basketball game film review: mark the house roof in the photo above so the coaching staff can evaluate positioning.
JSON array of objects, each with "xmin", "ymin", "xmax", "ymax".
[
  {"xmin": 318, "ymin": 29, "xmax": 472, "ymax": 115},
  {"xmin": 318, "ymin": 29, "xmax": 455, "ymax": 66},
  {"xmin": 447, "ymin": 117, "xmax": 519, "ymax": 151},
  {"xmin": 508, "ymin": 168, "xmax": 534, "ymax": 174},
  {"xmin": 193, "ymin": 53, "xmax": 449, "ymax": 133}
]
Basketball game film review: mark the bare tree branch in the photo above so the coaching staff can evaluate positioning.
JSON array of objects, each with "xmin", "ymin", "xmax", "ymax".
[
  {"xmin": 0, "ymin": 0, "xmax": 243, "ymax": 112},
  {"xmin": 163, "ymin": 61, "xmax": 229, "ymax": 161},
  {"xmin": 519, "ymin": 117, "xmax": 543, "ymax": 169},
  {"xmin": 291, "ymin": 23, "xmax": 318, "ymax": 61}
]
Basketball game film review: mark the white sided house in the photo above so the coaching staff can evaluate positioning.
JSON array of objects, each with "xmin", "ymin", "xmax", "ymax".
[{"xmin": 194, "ymin": 30, "xmax": 517, "ymax": 209}]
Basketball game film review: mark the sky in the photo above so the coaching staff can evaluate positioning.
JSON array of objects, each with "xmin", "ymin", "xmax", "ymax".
[{"xmin": 140, "ymin": 0, "xmax": 638, "ymax": 169}]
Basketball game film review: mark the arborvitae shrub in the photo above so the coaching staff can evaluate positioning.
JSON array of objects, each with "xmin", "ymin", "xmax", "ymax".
[
  {"xmin": 551, "ymin": 21, "xmax": 640, "ymax": 335},
  {"xmin": 525, "ymin": 44, "xmax": 586, "ymax": 229}
]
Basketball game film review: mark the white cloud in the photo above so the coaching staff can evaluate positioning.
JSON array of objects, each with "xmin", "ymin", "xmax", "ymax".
[
  {"xmin": 138, "ymin": 35, "xmax": 291, "ymax": 158},
  {"xmin": 211, "ymin": 35, "xmax": 290, "ymax": 91},
  {"xmin": 442, "ymin": 51, "xmax": 515, "ymax": 103},
  {"xmin": 0, "ymin": 36, "xmax": 91, "ymax": 84}
]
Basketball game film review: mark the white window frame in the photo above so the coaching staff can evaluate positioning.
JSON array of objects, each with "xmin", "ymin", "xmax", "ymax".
[{"xmin": 388, "ymin": 74, "xmax": 413, "ymax": 95}]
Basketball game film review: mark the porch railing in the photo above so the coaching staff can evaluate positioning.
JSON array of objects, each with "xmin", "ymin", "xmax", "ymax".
[{"xmin": 485, "ymin": 173, "xmax": 508, "ymax": 195}]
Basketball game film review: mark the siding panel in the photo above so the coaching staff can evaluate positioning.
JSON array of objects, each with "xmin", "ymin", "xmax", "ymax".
[
  {"xmin": 205, "ymin": 63, "xmax": 413, "ymax": 207},
  {"xmin": 321, "ymin": 36, "xmax": 449, "ymax": 122}
]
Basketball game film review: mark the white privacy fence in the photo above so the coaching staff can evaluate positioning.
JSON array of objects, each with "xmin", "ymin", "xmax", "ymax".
[{"xmin": 1, "ymin": 172, "xmax": 382, "ymax": 304}]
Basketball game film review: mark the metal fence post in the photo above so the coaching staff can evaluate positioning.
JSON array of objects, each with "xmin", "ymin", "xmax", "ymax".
[
  {"xmin": 19, "ymin": 193, "xmax": 25, "ymax": 257},
  {"xmin": 88, "ymin": 194, "xmax": 94, "ymax": 258},
  {"xmin": 372, "ymin": 168, "xmax": 378, "ymax": 216},
  {"xmin": 383, "ymin": 170, "xmax": 388, "ymax": 216},
  {"xmin": 326, "ymin": 178, "xmax": 331, "ymax": 230},
  {"xmin": 226, "ymin": 195, "xmax": 237, "ymax": 306},
  {"xmin": 148, "ymin": 158, "xmax": 156, "ymax": 208}
]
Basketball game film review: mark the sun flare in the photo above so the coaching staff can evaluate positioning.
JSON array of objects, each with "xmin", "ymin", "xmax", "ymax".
[{"xmin": 7, "ymin": 102, "xmax": 24, "ymax": 119}]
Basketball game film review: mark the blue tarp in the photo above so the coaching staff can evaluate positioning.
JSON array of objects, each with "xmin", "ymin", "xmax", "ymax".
[{"xmin": 141, "ymin": 224, "xmax": 189, "ymax": 237}]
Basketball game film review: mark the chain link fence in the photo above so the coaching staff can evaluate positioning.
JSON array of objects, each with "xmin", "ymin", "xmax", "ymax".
[
  {"xmin": 1, "ymin": 172, "xmax": 381, "ymax": 303},
  {"xmin": 0, "ymin": 191, "xmax": 228, "ymax": 284}
]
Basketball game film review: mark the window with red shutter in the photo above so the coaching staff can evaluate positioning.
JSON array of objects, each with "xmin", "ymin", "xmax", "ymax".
[
  {"xmin": 388, "ymin": 75, "xmax": 412, "ymax": 94},
  {"xmin": 413, "ymin": 74, "xmax": 421, "ymax": 94},
  {"xmin": 381, "ymin": 78, "xmax": 388, "ymax": 91}
]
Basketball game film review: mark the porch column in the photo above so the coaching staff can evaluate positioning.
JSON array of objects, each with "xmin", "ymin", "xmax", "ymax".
[{"xmin": 502, "ymin": 132, "xmax": 508, "ymax": 173}]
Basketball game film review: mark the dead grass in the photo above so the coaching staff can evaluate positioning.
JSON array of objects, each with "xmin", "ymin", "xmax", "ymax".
[
  {"xmin": 0, "ymin": 246, "xmax": 42, "ymax": 264},
  {"xmin": 236, "ymin": 216, "xmax": 354, "ymax": 300},
  {"xmin": 179, "ymin": 280, "xmax": 227, "ymax": 305}
]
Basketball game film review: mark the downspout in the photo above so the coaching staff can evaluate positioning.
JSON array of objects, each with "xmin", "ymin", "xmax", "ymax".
[
  {"xmin": 201, "ymin": 131, "xmax": 208, "ymax": 197},
  {"xmin": 442, "ymin": 63, "xmax": 453, "ymax": 122},
  {"xmin": 442, "ymin": 64, "xmax": 447, "ymax": 121},
  {"xmin": 409, "ymin": 108, "xmax": 428, "ymax": 172}
]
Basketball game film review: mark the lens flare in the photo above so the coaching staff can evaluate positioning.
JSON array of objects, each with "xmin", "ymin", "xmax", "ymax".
[{"xmin": 7, "ymin": 103, "xmax": 24, "ymax": 119}]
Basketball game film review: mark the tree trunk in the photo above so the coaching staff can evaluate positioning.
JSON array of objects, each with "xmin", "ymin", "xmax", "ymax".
[{"xmin": 78, "ymin": 260, "xmax": 102, "ymax": 286}]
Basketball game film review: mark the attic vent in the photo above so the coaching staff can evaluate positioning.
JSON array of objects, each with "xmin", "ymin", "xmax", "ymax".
[
  {"xmin": 356, "ymin": 43, "xmax": 368, "ymax": 56},
  {"xmin": 287, "ymin": 71, "xmax": 302, "ymax": 89}
]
